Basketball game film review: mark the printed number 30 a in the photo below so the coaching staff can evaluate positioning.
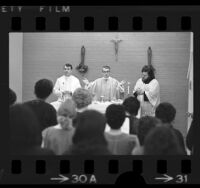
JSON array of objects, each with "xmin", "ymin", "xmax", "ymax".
[
  {"xmin": 176, "ymin": 175, "xmax": 188, "ymax": 183},
  {"xmin": 72, "ymin": 175, "xmax": 87, "ymax": 184}
]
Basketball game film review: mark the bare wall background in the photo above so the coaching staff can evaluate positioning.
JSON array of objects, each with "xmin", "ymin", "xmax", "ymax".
[
  {"xmin": 21, "ymin": 32, "xmax": 190, "ymax": 137},
  {"xmin": 9, "ymin": 33, "xmax": 23, "ymax": 103}
]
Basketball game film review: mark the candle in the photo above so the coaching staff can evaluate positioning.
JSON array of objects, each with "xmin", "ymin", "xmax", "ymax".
[
  {"xmin": 127, "ymin": 82, "xmax": 130, "ymax": 95},
  {"xmin": 100, "ymin": 96, "xmax": 104, "ymax": 102}
]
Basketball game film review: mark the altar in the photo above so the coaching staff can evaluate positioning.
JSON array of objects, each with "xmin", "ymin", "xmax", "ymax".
[
  {"xmin": 87, "ymin": 100, "xmax": 123, "ymax": 114},
  {"xmin": 50, "ymin": 100, "xmax": 123, "ymax": 113}
]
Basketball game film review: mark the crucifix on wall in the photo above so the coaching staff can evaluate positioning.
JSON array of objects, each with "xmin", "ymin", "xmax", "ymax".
[{"xmin": 110, "ymin": 35, "xmax": 123, "ymax": 62}]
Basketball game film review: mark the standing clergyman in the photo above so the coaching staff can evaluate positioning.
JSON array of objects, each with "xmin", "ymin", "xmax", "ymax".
[
  {"xmin": 133, "ymin": 65, "xmax": 160, "ymax": 117},
  {"xmin": 53, "ymin": 63, "xmax": 81, "ymax": 102},
  {"xmin": 83, "ymin": 65, "xmax": 125, "ymax": 102}
]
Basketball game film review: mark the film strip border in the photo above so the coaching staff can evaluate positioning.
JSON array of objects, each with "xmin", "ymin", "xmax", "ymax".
[
  {"xmin": 8, "ymin": 16, "xmax": 192, "ymax": 32},
  {"xmin": 1, "ymin": 6, "xmax": 200, "ymax": 184},
  {"xmin": 2, "ymin": 157, "xmax": 193, "ymax": 184},
  {"xmin": 10, "ymin": 15, "xmax": 192, "ymax": 31},
  {"xmin": 0, "ymin": 6, "xmax": 197, "ymax": 31},
  {"xmin": 10, "ymin": 158, "xmax": 191, "ymax": 175}
]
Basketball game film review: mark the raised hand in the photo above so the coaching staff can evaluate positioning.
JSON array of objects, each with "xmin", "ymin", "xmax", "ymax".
[
  {"xmin": 82, "ymin": 78, "xmax": 90, "ymax": 85},
  {"xmin": 136, "ymin": 88, "xmax": 144, "ymax": 95},
  {"xmin": 117, "ymin": 80, "xmax": 126, "ymax": 93},
  {"xmin": 119, "ymin": 80, "xmax": 126, "ymax": 86}
]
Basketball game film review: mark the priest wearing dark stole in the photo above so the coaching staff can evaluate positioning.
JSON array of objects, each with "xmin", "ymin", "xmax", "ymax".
[
  {"xmin": 83, "ymin": 65, "xmax": 125, "ymax": 102},
  {"xmin": 133, "ymin": 65, "xmax": 160, "ymax": 117}
]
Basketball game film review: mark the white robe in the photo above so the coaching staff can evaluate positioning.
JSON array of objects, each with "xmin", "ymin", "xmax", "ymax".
[
  {"xmin": 133, "ymin": 78, "xmax": 160, "ymax": 117},
  {"xmin": 85, "ymin": 77, "xmax": 124, "ymax": 102},
  {"xmin": 53, "ymin": 75, "xmax": 81, "ymax": 102}
]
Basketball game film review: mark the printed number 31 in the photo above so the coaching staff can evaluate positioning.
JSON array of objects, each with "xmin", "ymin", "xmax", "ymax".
[{"xmin": 176, "ymin": 175, "xmax": 188, "ymax": 183}]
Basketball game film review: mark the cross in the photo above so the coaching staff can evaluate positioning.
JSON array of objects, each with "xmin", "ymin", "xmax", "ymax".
[
  {"xmin": 147, "ymin": 46, "xmax": 152, "ymax": 66},
  {"xmin": 111, "ymin": 35, "xmax": 123, "ymax": 62}
]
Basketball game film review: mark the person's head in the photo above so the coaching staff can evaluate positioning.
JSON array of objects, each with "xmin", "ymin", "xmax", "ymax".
[
  {"xmin": 102, "ymin": 65, "xmax": 111, "ymax": 79},
  {"xmin": 34, "ymin": 79, "xmax": 53, "ymax": 100},
  {"xmin": 72, "ymin": 110, "xmax": 107, "ymax": 146},
  {"xmin": 10, "ymin": 104, "xmax": 41, "ymax": 154},
  {"xmin": 9, "ymin": 88, "xmax": 17, "ymax": 106},
  {"xmin": 138, "ymin": 116, "xmax": 159, "ymax": 146},
  {"xmin": 141, "ymin": 65, "xmax": 155, "ymax": 83},
  {"xmin": 123, "ymin": 96, "xmax": 140, "ymax": 116},
  {"xmin": 57, "ymin": 99, "xmax": 77, "ymax": 129},
  {"xmin": 63, "ymin": 63, "xmax": 73, "ymax": 77},
  {"xmin": 72, "ymin": 88, "xmax": 92, "ymax": 110},
  {"xmin": 155, "ymin": 102, "xmax": 176, "ymax": 124},
  {"xmin": 105, "ymin": 104, "xmax": 126, "ymax": 130},
  {"xmin": 144, "ymin": 126, "xmax": 184, "ymax": 155}
]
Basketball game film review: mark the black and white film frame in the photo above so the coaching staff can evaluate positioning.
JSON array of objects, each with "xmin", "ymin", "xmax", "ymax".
[{"xmin": 0, "ymin": 5, "xmax": 200, "ymax": 184}]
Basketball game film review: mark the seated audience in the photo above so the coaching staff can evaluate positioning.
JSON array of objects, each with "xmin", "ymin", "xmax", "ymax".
[
  {"xmin": 42, "ymin": 99, "xmax": 76, "ymax": 155},
  {"xmin": 132, "ymin": 116, "xmax": 159, "ymax": 155},
  {"xmin": 105, "ymin": 104, "xmax": 139, "ymax": 155},
  {"xmin": 155, "ymin": 102, "xmax": 187, "ymax": 154},
  {"xmin": 65, "ymin": 110, "xmax": 111, "ymax": 155},
  {"xmin": 24, "ymin": 79, "xmax": 57, "ymax": 143},
  {"xmin": 72, "ymin": 88, "xmax": 93, "ymax": 128},
  {"xmin": 9, "ymin": 88, "xmax": 17, "ymax": 106},
  {"xmin": 72, "ymin": 88, "xmax": 93, "ymax": 113},
  {"xmin": 144, "ymin": 126, "xmax": 186, "ymax": 155},
  {"xmin": 10, "ymin": 104, "xmax": 54, "ymax": 155},
  {"xmin": 123, "ymin": 96, "xmax": 140, "ymax": 134}
]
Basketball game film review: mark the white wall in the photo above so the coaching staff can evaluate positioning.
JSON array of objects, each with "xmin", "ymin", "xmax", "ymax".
[
  {"xmin": 9, "ymin": 33, "xmax": 23, "ymax": 102},
  {"xmin": 187, "ymin": 32, "xmax": 193, "ymax": 132}
]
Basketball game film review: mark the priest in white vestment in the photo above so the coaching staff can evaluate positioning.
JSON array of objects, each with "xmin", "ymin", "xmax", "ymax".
[
  {"xmin": 51, "ymin": 64, "xmax": 81, "ymax": 110},
  {"xmin": 133, "ymin": 65, "xmax": 160, "ymax": 117},
  {"xmin": 83, "ymin": 66, "xmax": 125, "ymax": 102}
]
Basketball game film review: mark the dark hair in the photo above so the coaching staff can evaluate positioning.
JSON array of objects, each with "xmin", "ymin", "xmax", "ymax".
[
  {"xmin": 141, "ymin": 65, "xmax": 155, "ymax": 80},
  {"xmin": 138, "ymin": 116, "xmax": 159, "ymax": 145},
  {"xmin": 72, "ymin": 110, "xmax": 107, "ymax": 145},
  {"xmin": 70, "ymin": 110, "xmax": 109, "ymax": 155},
  {"xmin": 123, "ymin": 96, "xmax": 140, "ymax": 116},
  {"xmin": 10, "ymin": 104, "xmax": 41, "ymax": 154},
  {"xmin": 64, "ymin": 63, "xmax": 73, "ymax": 70},
  {"xmin": 155, "ymin": 102, "xmax": 176, "ymax": 123},
  {"xmin": 34, "ymin": 79, "xmax": 53, "ymax": 99},
  {"xmin": 105, "ymin": 104, "xmax": 126, "ymax": 130},
  {"xmin": 9, "ymin": 88, "xmax": 17, "ymax": 106},
  {"xmin": 102, "ymin": 65, "xmax": 111, "ymax": 70},
  {"xmin": 144, "ymin": 126, "xmax": 184, "ymax": 155}
]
